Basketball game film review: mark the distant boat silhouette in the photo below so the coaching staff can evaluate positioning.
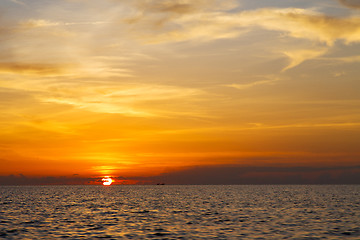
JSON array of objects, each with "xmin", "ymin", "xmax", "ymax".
[{"xmin": 156, "ymin": 183, "xmax": 165, "ymax": 185}]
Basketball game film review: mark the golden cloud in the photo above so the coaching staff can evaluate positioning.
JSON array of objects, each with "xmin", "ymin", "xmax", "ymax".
[
  {"xmin": 34, "ymin": 83, "xmax": 205, "ymax": 117},
  {"xmin": 123, "ymin": 0, "xmax": 240, "ymax": 42},
  {"xmin": 20, "ymin": 19, "xmax": 61, "ymax": 28},
  {"xmin": 0, "ymin": 62, "xmax": 67, "ymax": 75},
  {"xmin": 274, "ymin": 10, "xmax": 360, "ymax": 45},
  {"xmin": 20, "ymin": 19, "xmax": 109, "ymax": 29},
  {"xmin": 123, "ymin": 6, "xmax": 360, "ymax": 45},
  {"xmin": 225, "ymin": 75, "xmax": 280, "ymax": 90},
  {"xmin": 282, "ymin": 48, "xmax": 328, "ymax": 71},
  {"xmin": 221, "ymin": 8, "xmax": 360, "ymax": 45}
]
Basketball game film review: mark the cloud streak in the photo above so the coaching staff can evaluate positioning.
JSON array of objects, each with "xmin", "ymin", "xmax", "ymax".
[
  {"xmin": 0, "ymin": 62, "xmax": 68, "ymax": 75},
  {"xmin": 338, "ymin": 0, "xmax": 360, "ymax": 9},
  {"xmin": 35, "ymin": 83, "xmax": 205, "ymax": 117},
  {"xmin": 225, "ymin": 75, "xmax": 280, "ymax": 90},
  {"xmin": 2, "ymin": 164, "xmax": 360, "ymax": 185},
  {"xmin": 10, "ymin": 0, "xmax": 25, "ymax": 6},
  {"xmin": 121, "ymin": 4, "xmax": 360, "ymax": 68},
  {"xmin": 20, "ymin": 19, "xmax": 109, "ymax": 28},
  {"xmin": 133, "ymin": 165, "xmax": 360, "ymax": 185},
  {"xmin": 282, "ymin": 48, "xmax": 328, "ymax": 71},
  {"xmin": 123, "ymin": 5, "xmax": 360, "ymax": 45},
  {"xmin": 0, "ymin": 174, "xmax": 100, "ymax": 185}
]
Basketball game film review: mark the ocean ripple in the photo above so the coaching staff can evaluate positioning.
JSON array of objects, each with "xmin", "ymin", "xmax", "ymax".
[{"xmin": 0, "ymin": 185, "xmax": 359, "ymax": 239}]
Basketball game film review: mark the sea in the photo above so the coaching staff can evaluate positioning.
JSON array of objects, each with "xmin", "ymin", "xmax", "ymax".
[{"xmin": 0, "ymin": 185, "xmax": 359, "ymax": 239}]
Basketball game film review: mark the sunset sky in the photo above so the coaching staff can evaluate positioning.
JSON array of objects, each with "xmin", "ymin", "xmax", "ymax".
[{"xmin": 1, "ymin": 0, "xmax": 360, "ymax": 184}]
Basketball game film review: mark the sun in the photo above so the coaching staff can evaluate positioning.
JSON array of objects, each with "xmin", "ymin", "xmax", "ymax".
[{"xmin": 102, "ymin": 176, "xmax": 113, "ymax": 186}]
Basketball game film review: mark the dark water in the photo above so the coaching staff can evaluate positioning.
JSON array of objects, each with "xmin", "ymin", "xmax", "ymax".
[{"xmin": 0, "ymin": 185, "xmax": 359, "ymax": 239}]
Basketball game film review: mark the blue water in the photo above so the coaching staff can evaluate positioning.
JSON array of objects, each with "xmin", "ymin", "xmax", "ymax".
[{"xmin": 0, "ymin": 185, "xmax": 359, "ymax": 239}]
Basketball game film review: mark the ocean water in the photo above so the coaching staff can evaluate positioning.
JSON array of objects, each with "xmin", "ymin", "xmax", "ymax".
[{"xmin": 0, "ymin": 185, "xmax": 359, "ymax": 239}]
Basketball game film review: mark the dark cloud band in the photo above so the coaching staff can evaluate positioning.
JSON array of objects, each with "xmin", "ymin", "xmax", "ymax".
[{"xmin": 339, "ymin": 0, "xmax": 360, "ymax": 9}]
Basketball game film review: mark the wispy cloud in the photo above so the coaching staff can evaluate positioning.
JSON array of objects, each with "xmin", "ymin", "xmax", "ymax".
[
  {"xmin": 150, "ymin": 122, "xmax": 360, "ymax": 137},
  {"xmin": 119, "ymin": 4, "xmax": 360, "ymax": 68},
  {"xmin": 20, "ymin": 19, "xmax": 61, "ymax": 28},
  {"xmin": 20, "ymin": 19, "xmax": 109, "ymax": 28},
  {"xmin": 246, "ymin": 9, "xmax": 360, "ymax": 45},
  {"xmin": 128, "ymin": 0, "xmax": 238, "ymax": 15},
  {"xmin": 282, "ymin": 48, "xmax": 328, "ymax": 71},
  {"xmin": 123, "ymin": 5, "xmax": 360, "ymax": 45},
  {"xmin": 0, "ymin": 174, "xmax": 99, "ymax": 185},
  {"xmin": 10, "ymin": 0, "xmax": 25, "ymax": 6},
  {"xmin": 5, "ymin": 4, "xmax": 360, "ymax": 78},
  {"xmin": 224, "ymin": 74, "xmax": 281, "ymax": 90},
  {"xmin": 225, "ymin": 80, "xmax": 276, "ymax": 90},
  {"xmin": 122, "ymin": 0, "xmax": 242, "ymax": 43},
  {"xmin": 0, "ymin": 62, "xmax": 69, "ymax": 75},
  {"xmin": 37, "ymin": 83, "xmax": 204, "ymax": 117}
]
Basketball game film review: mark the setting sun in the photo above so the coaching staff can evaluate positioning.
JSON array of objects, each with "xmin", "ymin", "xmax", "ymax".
[{"xmin": 102, "ymin": 177, "xmax": 113, "ymax": 186}]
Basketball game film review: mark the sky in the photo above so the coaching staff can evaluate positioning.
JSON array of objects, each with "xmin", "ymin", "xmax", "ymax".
[{"xmin": 0, "ymin": 0, "xmax": 360, "ymax": 185}]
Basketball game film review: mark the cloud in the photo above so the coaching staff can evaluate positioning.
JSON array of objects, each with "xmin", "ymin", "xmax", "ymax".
[
  {"xmin": 275, "ymin": 11, "xmax": 360, "ymax": 45},
  {"xmin": 129, "ymin": 0, "xmax": 238, "ymax": 15},
  {"xmin": 123, "ymin": 164, "xmax": 360, "ymax": 185},
  {"xmin": 123, "ymin": 6, "xmax": 360, "ymax": 45},
  {"xmin": 5, "ymin": 4, "xmax": 359, "ymax": 80},
  {"xmin": 122, "ymin": 0, "xmax": 242, "ymax": 43},
  {"xmin": 10, "ymin": 0, "xmax": 25, "ymax": 6},
  {"xmin": 37, "ymin": 83, "xmax": 204, "ymax": 117},
  {"xmin": 152, "ymin": 122, "xmax": 360, "ymax": 137},
  {"xmin": 20, "ymin": 19, "xmax": 109, "ymax": 28},
  {"xmin": 0, "ymin": 174, "xmax": 100, "ymax": 185},
  {"xmin": 321, "ymin": 55, "xmax": 360, "ymax": 63},
  {"xmin": 0, "ymin": 15, "xmax": 140, "ymax": 81},
  {"xmin": 225, "ymin": 75, "xmax": 280, "ymax": 90},
  {"xmin": 2, "ymin": 164, "xmax": 359, "ymax": 185},
  {"xmin": 121, "ymin": 6, "xmax": 360, "ymax": 68},
  {"xmin": 232, "ymin": 8, "xmax": 360, "ymax": 46},
  {"xmin": 0, "ymin": 62, "xmax": 68, "ymax": 75},
  {"xmin": 226, "ymin": 80, "xmax": 274, "ymax": 90},
  {"xmin": 20, "ymin": 19, "xmax": 61, "ymax": 28},
  {"xmin": 134, "ymin": 0, "xmax": 212, "ymax": 15},
  {"xmin": 338, "ymin": 0, "xmax": 360, "ymax": 9},
  {"xmin": 282, "ymin": 48, "xmax": 328, "ymax": 71}
]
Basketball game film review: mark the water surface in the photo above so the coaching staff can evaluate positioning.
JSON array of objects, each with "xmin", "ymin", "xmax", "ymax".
[{"xmin": 1, "ymin": 185, "xmax": 359, "ymax": 239}]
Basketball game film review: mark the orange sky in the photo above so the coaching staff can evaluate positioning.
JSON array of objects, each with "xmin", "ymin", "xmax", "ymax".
[{"xmin": 0, "ymin": 0, "xmax": 360, "ymax": 184}]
